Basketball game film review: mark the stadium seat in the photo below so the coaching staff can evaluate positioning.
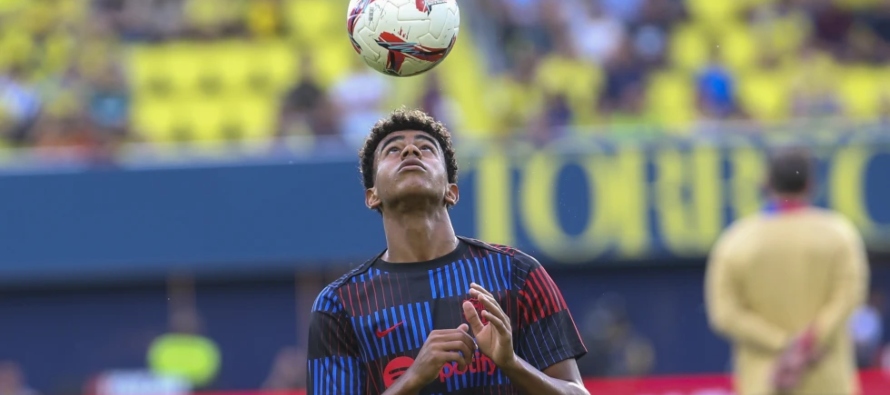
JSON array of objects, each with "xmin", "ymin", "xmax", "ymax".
[
  {"xmin": 837, "ymin": 66, "xmax": 881, "ymax": 121},
  {"xmin": 163, "ymin": 43, "xmax": 208, "ymax": 96},
  {"xmin": 737, "ymin": 70, "xmax": 792, "ymax": 123},
  {"xmin": 249, "ymin": 41, "xmax": 299, "ymax": 94},
  {"xmin": 719, "ymin": 24, "xmax": 758, "ymax": 73},
  {"xmin": 535, "ymin": 55, "xmax": 603, "ymax": 126},
  {"xmin": 132, "ymin": 99, "xmax": 179, "ymax": 142},
  {"xmin": 285, "ymin": 0, "xmax": 340, "ymax": 46},
  {"xmin": 668, "ymin": 24, "xmax": 710, "ymax": 72},
  {"xmin": 222, "ymin": 96, "xmax": 278, "ymax": 140},
  {"xmin": 686, "ymin": 0, "xmax": 745, "ymax": 26},
  {"xmin": 646, "ymin": 71, "xmax": 696, "ymax": 131}
]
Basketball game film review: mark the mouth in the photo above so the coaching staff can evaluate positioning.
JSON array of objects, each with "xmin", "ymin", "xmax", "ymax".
[{"xmin": 398, "ymin": 158, "xmax": 426, "ymax": 172}]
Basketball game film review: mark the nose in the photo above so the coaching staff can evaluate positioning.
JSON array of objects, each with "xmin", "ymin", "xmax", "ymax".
[{"xmin": 401, "ymin": 143, "xmax": 421, "ymax": 159}]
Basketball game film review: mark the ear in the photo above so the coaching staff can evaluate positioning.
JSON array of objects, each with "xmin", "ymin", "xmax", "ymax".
[
  {"xmin": 444, "ymin": 183, "xmax": 459, "ymax": 206},
  {"xmin": 365, "ymin": 187, "xmax": 382, "ymax": 211}
]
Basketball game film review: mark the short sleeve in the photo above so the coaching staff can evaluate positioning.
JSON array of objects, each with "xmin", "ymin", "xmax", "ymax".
[
  {"xmin": 307, "ymin": 286, "xmax": 367, "ymax": 394},
  {"xmin": 513, "ymin": 258, "xmax": 587, "ymax": 372}
]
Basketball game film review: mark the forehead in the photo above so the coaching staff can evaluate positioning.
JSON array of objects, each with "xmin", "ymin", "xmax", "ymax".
[{"xmin": 378, "ymin": 130, "xmax": 440, "ymax": 150}]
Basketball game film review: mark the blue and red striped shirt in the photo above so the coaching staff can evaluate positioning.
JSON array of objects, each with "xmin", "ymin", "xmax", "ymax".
[{"xmin": 307, "ymin": 237, "xmax": 587, "ymax": 394}]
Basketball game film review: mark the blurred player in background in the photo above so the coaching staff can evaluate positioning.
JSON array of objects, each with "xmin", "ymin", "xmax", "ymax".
[
  {"xmin": 306, "ymin": 108, "xmax": 588, "ymax": 395},
  {"xmin": 705, "ymin": 148, "xmax": 869, "ymax": 395}
]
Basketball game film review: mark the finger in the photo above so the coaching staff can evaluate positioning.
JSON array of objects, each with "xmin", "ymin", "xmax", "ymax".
[
  {"xmin": 477, "ymin": 293, "xmax": 509, "ymax": 323},
  {"xmin": 439, "ymin": 351, "xmax": 466, "ymax": 370},
  {"xmin": 463, "ymin": 300, "xmax": 485, "ymax": 334},
  {"xmin": 457, "ymin": 323, "xmax": 469, "ymax": 333},
  {"xmin": 470, "ymin": 283, "xmax": 494, "ymax": 298},
  {"xmin": 483, "ymin": 310, "xmax": 511, "ymax": 336},
  {"xmin": 440, "ymin": 341, "xmax": 474, "ymax": 368}
]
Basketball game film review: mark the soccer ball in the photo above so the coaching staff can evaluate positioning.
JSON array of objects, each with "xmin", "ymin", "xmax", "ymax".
[{"xmin": 347, "ymin": 0, "xmax": 460, "ymax": 77}]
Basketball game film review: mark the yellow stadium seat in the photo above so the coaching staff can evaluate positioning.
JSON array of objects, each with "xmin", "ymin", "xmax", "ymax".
[
  {"xmin": 163, "ymin": 43, "xmax": 207, "ymax": 96},
  {"xmin": 312, "ymin": 43, "xmax": 353, "ymax": 88},
  {"xmin": 719, "ymin": 25, "xmax": 758, "ymax": 73},
  {"xmin": 646, "ymin": 71, "xmax": 696, "ymax": 131},
  {"xmin": 129, "ymin": 47, "xmax": 167, "ymax": 94},
  {"xmin": 286, "ymin": 0, "xmax": 340, "ymax": 45},
  {"xmin": 182, "ymin": 98, "xmax": 228, "ymax": 142},
  {"xmin": 737, "ymin": 70, "xmax": 792, "ymax": 123},
  {"xmin": 0, "ymin": 0, "xmax": 26, "ymax": 15},
  {"xmin": 250, "ymin": 41, "xmax": 299, "ymax": 93},
  {"xmin": 669, "ymin": 24, "xmax": 710, "ymax": 72},
  {"xmin": 686, "ymin": 0, "xmax": 745, "ymax": 25},
  {"xmin": 837, "ymin": 66, "xmax": 881, "ymax": 121},
  {"xmin": 535, "ymin": 55, "xmax": 603, "ymax": 126},
  {"xmin": 132, "ymin": 99, "xmax": 179, "ymax": 142},
  {"xmin": 221, "ymin": 96, "xmax": 278, "ymax": 140},
  {"xmin": 212, "ymin": 41, "xmax": 257, "ymax": 93}
]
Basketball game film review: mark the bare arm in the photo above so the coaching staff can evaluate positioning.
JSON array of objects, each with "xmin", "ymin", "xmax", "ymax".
[{"xmin": 501, "ymin": 357, "xmax": 588, "ymax": 395}]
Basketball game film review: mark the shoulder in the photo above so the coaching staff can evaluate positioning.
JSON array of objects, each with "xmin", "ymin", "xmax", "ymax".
[
  {"xmin": 811, "ymin": 209, "xmax": 863, "ymax": 245},
  {"xmin": 459, "ymin": 236, "xmax": 544, "ymax": 272},
  {"xmin": 311, "ymin": 259, "xmax": 377, "ymax": 315}
]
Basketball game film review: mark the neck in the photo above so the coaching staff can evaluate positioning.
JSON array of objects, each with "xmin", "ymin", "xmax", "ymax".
[
  {"xmin": 767, "ymin": 192, "xmax": 810, "ymax": 211},
  {"xmin": 381, "ymin": 207, "xmax": 458, "ymax": 263}
]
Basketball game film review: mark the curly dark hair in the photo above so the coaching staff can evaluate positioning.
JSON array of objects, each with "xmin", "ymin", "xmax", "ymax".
[{"xmin": 359, "ymin": 107, "xmax": 458, "ymax": 191}]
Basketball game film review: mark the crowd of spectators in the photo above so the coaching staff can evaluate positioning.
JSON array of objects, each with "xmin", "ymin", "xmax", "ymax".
[{"xmin": 3, "ymin": 0, "xmax": 890, "ymax": 161}]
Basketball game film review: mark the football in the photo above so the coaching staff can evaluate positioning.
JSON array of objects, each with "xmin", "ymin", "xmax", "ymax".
[{"xmin": 346, "ymin": 0, "xmax": 460, "ymax": 77}]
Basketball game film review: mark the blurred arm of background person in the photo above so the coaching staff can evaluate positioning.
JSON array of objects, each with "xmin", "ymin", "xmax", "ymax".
[
  {"xmin": 809, "ymin": 219, "xmax": 869, "ymax": 357},
  {"xmin": 705, "ymin": 227, "xmax": 791, "ymax": 354}
]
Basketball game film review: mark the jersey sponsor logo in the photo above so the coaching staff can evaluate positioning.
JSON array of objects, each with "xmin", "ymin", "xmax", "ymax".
[
  {"xmin": 382, "ymin": 356, "xmax": 414, "ymax": 388},
  {"xmin": 438, "ymin": 351, "xmax": 497, "ymax": 383},
  {"xmin": 382, "ymin": 351, "xmax": 497, "ymax": 388},
  {"xmin": 376, "ymin": 321, "xmax": 404, "ymax": 338}
]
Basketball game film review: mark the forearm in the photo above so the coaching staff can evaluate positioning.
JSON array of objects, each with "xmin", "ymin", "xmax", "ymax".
[
  {"xmin": 382, "ymin": 374, "xmax": 423, "ymax": 395},
  {"xmin": 500, "ymin": 356, "xmax": 589, "ymax": 395}
]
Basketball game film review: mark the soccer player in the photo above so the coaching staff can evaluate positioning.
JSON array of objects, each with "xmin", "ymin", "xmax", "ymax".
[
  {"xmin": 307, "ymin": 109, "xmax": 588, "ymax": 395},
  {"xmin": 705, "ymin": 148, "xmax": 869, "ymax": 395}
]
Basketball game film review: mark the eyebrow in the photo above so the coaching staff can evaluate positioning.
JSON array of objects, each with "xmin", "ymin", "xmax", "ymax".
[{"xmin": 379, "ymin": 134, "xmax": 439, "ymax": 152}]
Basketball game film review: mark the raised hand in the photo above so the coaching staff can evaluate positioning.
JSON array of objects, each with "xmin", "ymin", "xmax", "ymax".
[{"xmin": 463, "ymin": 283, "xmax": 516, "ymax": 368}]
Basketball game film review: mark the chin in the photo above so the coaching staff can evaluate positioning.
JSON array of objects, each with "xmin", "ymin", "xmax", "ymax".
[{"xmin": 387, "ymin": 185, "xmax": 441, "ymax": 206}]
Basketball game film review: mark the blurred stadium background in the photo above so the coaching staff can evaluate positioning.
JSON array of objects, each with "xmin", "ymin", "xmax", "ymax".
[{"xmin": 1, "ymin": 0, "xmax": 890, "ymax": 394}]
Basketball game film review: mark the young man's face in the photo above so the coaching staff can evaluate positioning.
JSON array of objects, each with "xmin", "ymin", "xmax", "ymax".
[{"xmin": 366, "ymin": 130, "xmax": 457, "ymax": 211}]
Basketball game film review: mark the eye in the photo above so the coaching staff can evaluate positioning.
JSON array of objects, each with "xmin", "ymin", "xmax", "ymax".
[
  {"xmin": 421, "ymin": 145, "xmax": 434, "ymax": 152},
  {"xmin": 386, "ymin": 146, "xmax": 400, "ymax": 154}
]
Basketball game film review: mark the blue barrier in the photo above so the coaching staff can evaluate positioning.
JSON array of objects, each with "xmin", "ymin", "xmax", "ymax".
[{"xmin": 1, "ymin": 133, "xmax": 889, "ymax": 284}]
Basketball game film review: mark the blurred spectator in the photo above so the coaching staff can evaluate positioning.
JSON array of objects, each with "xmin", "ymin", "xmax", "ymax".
[
  {"xmin": 804, "ymin": 0, "xmax": 855, "ymax": 58},
  {"xmin": 419, "ymin": 71, "xmax": 462, "ymax": 131},
  {"xmin": 261, "ymin": 346, "xmax": 307, "ymax": 390},
  {"xmin": 568, "ymin": 0, "xmax": 625, "ymax": 65},
  {"xmin": 0, "ymin": 66, "xmax": 42, "ymax": 144},
  {"xmin": 0, "ymin": 362, "xmax": 38, "ymax": 395},
  {"xmin": 330, "ymin": 59, "xmax": 389, "ymax": 148},
  {"xmin": 577, "ymin": 294, "xmax": 656, "ymax": 377},
  {"xmin": 279, "ymin": 55, "xmax": 342, "ymax": 146},
  {"xmin": 851, "ymin": 291, "xmax": 885, "ymax": 368},
  {"xmin": 791, "ymin": 45, "xmax": 842, "ymax": 118},
  {"xmin": 696, "ymin": 48, "xmax": 737, "ymax": 119},
  {"xmin": 599, "ymin": 37, "xmax": 646, "ymax": 115},
  {"xmin": 600, "ymin": 0, "xmax": 645, "ymax": 23}
]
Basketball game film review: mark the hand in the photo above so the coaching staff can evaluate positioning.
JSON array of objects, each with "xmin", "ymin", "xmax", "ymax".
[
  {"xmin": 463, "ymin": 283, "xmax": 516, "ymax": 368},
  {"xmin": 402, "ymin": 324, "xmax": 477, "ymax": 389},
  {"xmin": 771, "ymin": 326, "xmax": 817, "ymax": 392}
]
